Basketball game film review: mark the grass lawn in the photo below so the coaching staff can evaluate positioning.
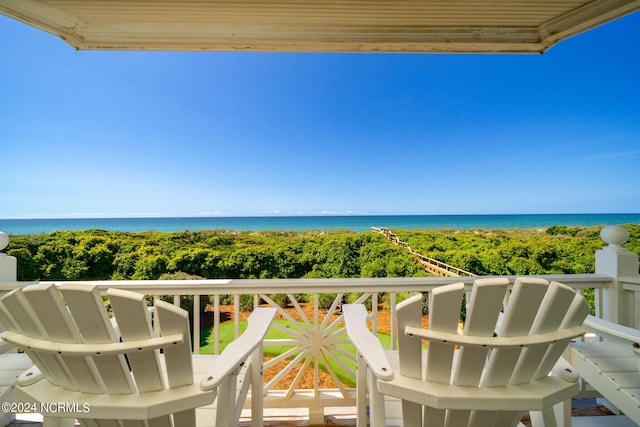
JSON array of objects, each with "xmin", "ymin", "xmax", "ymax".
[{"xmin": 199, "ymin": 319, "xmax": 393, "ymax": 388}]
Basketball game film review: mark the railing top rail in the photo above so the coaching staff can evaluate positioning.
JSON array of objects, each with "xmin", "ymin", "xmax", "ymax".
[
  {"xmin": 2, "ymin": 273, "xmax": 610, "ymax": 294},
  {"xmin": 620, "ymin": 275, "xmax": 640, "ymax": 284},
  {"xmin": 621, "ymin": 275, "xmax": 640, "ymax": 293}
]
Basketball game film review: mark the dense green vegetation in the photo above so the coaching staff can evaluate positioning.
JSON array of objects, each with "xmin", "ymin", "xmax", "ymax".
[
  {"xmin": 397, "ymin": 224, "xmax": 640, "ymax": 276},
  {"xmin": 6, "ymin": 225, "xmax": 639, "ymax": 282},
  {"xmin": 6, "ymin": 229, "xmax": 422, "ymax": 281}
]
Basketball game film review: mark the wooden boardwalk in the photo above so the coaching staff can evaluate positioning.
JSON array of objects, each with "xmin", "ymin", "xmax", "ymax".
[{"xmin": 371, "ymin": 227, "xmax": 476, "ymax": 277}]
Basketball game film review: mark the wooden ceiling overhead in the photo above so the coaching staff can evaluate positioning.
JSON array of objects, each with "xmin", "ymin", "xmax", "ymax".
[{"xmin": 1, "ymin": 0, "xmax": 639, "ymax": 53}]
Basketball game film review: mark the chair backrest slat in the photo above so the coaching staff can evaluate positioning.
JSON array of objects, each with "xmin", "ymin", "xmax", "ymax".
[
  {"xmin": 482, "ymin": 278, "xmax": 549, "ymax": 387},
  {"xmin": 0, "ymin": 290, "xmax": 51, "ymax": 379},
  {"xmin": 23, "ymin": 285, "xmax": 106, "ymax": 394},
  {"xmin": 106, "ymin": 289, "xmax": 165, "ymax": 393},
  {"xmin": 23, "ymin": 285, "xmax": 82, "ymax": 342},
  {"xmin": 0, "ymin": 302, "xmax": 18, "ymax": 333},
  {"xmin": 530, "ymin": 282, "xmax": 578, "ymax": 333},
  {"xmin": 397, "ymin": 294, "xmax": 424, "ymax": 381},
  {"xmin": 535, "ymin": 290, "xmax": 591, "ymax": 380},
  {"xmin": 498, "ymin": 278, "xmax": 550, "ymax": 336},
  {"xmin": 454, "ymin": 278, "xmax": 509, "ymax": 387},
  {"xmin": 60, "ymin": 284, "xmax": 136, "ymax": 394},
  {"xmin": 510, "ymin": 281, "xmax": 577, "ymax": 385},
  {"xmin": 155, "ymin": 300, "xmax": 194, "ymax": 389},
  {"xmin": 424, "ymin": 283, "xmax": 464, "ymax": 385},
  {"xmin": 0, "ymin": 289, "xmax": 43, "ymax": 337},
  {"xmin": 1, "ymin": 288, "xmax": 75, "ymax": 390}
]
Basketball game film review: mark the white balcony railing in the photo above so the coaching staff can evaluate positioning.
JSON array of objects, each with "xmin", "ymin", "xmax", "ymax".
[
  {"xmin": 0, "ymin": 274, "xmax": 619, "ymax": 423},
  {"xmin": 0, "ymin": 225, "xmax": 638, "ymax": 424}
]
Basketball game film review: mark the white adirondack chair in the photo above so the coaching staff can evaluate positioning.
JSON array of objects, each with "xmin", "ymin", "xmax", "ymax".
[
  {"xmin": 344, "ymin": 277, "xmax": 590, "ymax": 427},
  {"xmin": 0, "ymin": 283, "xmax": 276, "ymax": 427},
  {"xmin": 569, "ymin": 315, "xmax": 640, "ymax": 425}
]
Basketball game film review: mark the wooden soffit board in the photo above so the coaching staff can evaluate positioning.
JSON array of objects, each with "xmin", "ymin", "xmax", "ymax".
[{"xmin": 1, "ymin": 0, "xmax": 639, "ymax": 53}]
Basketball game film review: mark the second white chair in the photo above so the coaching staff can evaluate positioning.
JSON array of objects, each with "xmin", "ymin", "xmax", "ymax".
[{"xmin": 344, "ymin": 277, "xmax": 589, "ymax": 427}]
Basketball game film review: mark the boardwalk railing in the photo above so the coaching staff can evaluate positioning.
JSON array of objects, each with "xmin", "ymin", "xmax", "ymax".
[{"xmin": 371, "ymin": 226, "xmax": 477, "ymax": 277}]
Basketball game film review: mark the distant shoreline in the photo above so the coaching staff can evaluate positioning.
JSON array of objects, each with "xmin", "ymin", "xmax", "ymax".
[{"xmin": 1, "ymin": 213, "xmax": 639, "ymax": 236}]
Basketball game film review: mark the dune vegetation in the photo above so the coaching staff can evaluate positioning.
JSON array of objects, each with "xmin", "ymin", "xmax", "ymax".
[{"xmin": 6, "ymin": 225, "xmax": 639, "ymax": 282}]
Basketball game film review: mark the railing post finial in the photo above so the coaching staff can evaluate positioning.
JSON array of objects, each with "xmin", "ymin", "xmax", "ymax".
[
  {"xmin": 600, "ymin": 225, "xmax": 630, "ymax": 252},
  {"xmin": 0, "ymin": 231, "xmax": 17, "ymax": 282}
]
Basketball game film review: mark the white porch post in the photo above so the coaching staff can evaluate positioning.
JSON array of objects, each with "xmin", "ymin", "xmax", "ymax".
[
  {"xmin": 595, "ymin": 225, "xmax": 639, "ymax": 327},
  {"xmin": 0, "ymin": 231, "xmax": 17, "ymax": 283}
]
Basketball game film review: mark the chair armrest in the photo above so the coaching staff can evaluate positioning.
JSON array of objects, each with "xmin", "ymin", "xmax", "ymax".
[
  {"xmin": 0, "ymin": 331, "xmax": 13, "ymax": 354},
  {"xmin": 200, "ymin": 307, "xmax": 277, "ymax": 391},
  {"xmin": 343, "ymin": 304, "xmax": 393, "ymax": 381},
  {"xmin": 17, "ymin": 365, "xmax": 43, "ymax": 386},
  {"xmin": 403, "ymin": 325, "xmax": 585, "ymax": 349},
  {"xmin": 3, "ymin": 330, "xmax": 185, "ymax": 356},
  {"xmin": 583, "ymin": 315, "xmax": 640, "ymax": 352}
]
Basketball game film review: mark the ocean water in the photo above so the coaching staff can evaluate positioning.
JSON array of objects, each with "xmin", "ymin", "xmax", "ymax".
[{"xmin": 0, "ymin": 214, "xmax": 639, "ymax": 235}]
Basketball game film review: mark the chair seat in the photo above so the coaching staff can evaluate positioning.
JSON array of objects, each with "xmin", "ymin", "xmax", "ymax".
[
  {"xmin": 11, "ymin": 352, "xmax": 257, "ymax": 421},
  {"xmin": 380, "ymin": 350, "xmax": 577, "ymax": 411},
  {"xmin": 379, "ymin": 372, "xmax": 578, "ymax": 411},
  {"xmin": 12, "ymin": 373, "xmax": 214, "ymax": 419}
]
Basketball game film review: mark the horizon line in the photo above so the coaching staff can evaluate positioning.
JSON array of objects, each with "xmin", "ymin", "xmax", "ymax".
[{"xmin": 2, "ymin": 212, "xmax": 640, "ymax": 221}]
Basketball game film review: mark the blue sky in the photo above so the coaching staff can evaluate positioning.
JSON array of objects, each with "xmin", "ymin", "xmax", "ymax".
[{"xmin": 1, "ymin": 13, "xmax": 639, "ymax": 219}]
